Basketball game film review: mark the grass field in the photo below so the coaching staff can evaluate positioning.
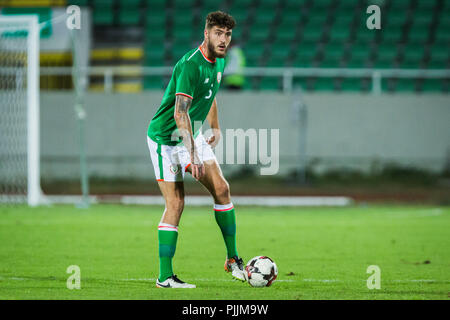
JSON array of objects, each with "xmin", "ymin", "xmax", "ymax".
[{"xmin": 0, "ymin": 204, "xmax": 449, "ymax": 300}]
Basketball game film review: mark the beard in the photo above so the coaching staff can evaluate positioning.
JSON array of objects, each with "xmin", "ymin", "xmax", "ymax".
[{"xmin": 207, "ymin": 37, "xmax": 227, "ymax": 58}]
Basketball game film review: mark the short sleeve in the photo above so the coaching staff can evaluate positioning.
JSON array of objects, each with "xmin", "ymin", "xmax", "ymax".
[{"xmin": 175, "ymin": 61, "xmax": 199, "ymax": 99}]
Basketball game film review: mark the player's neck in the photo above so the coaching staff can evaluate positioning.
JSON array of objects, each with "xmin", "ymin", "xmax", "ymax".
[{"xmin": 200, "ymin": 41, "xmax": 216, "ymax": 62}]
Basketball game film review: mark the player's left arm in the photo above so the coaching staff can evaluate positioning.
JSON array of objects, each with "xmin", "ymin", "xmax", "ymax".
[{"xmin": 206, "ymin": 97, "xmax": 221, "ymax": 148}]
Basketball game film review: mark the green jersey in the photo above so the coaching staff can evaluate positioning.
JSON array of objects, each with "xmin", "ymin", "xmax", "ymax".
[{"xmin": 147, "ymin": 46, "xmax": 226, "ymax": 146}]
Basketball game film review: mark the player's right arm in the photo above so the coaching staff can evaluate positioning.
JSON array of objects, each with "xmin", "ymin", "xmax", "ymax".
[{"xmin": 174, "ymin": 94, "xmax": 204, "ymax": 180}]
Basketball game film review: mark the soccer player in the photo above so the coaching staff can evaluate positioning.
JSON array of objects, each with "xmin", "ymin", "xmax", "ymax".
[{"xmin": 146, "ymin": 11, "xmax": 246, "ymax": 288}]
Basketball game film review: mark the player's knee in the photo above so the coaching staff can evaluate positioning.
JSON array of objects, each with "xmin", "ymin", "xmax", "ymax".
[
  {"xmin": 215, "ymin": 180, "xmax": 230, "ymax": 202},
  {"xmin": 167, "ymin": 196, "xmax": 184, "ymax": 214}
]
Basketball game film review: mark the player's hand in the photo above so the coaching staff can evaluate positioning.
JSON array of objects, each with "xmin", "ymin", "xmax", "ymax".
[
  {"xmin": 206, "ymin": 130, "xmax": 221, "ymax": 148},
  {"xmin": 191, "ymin": 162, "xmax": 205, "ymax": 180},
  {"xmin": 190, "ymin": 154, "xmax": 204, "ymax": 180}
]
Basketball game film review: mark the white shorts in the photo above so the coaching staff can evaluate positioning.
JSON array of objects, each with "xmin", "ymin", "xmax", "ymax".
[{"xmin": 147, "ymin": 133, "xmax": 216, "ymax": 182}]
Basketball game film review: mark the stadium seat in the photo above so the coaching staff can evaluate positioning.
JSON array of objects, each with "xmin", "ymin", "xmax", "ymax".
[
  {"xmin": 340, "ymin": 78, "xmax": 363, "ymax": 91},
  {"xmin": 400, "ymin": 44, "xmax": 425, "ymax": 68},
  {"xmin": 259, "ymin": 77, "xmax": 281, "ymax": 90},
  {"xmin": 144, "ymin": 0, "xmax": 166, "ymax": 10},
  {"xmin": 118, "ymin": 0, "xmax": 142, "ymax": 8},
  {"xmin": 93, "ymin": 9, "xmax": 114, "ymax": 26},
  {"xmin": 420, "ymin": 79, "xmax": 446, "ymax": 92},
  {"xmin": 68, "ymin": 0, "xmax": 89, "ymax": 6},
  {"xmin": 118, "ymin": 9, "xmax": 142, "ymax": 26}
]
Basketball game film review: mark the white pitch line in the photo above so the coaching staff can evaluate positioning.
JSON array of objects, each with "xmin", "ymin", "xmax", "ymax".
[
  {"xmin": 121, "ymin": 278, "xmax": 294, "ymax": 283},
  {"xmin": 1, "ymin": 276, "xmax": 448, "ymax": 284},
  {"xmin": 120, "ymin": 278, "xmax": 450, "ymax": 283}
]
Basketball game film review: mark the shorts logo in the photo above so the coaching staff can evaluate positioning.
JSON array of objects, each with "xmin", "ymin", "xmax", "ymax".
[
  {"xmin": 169, "ymin": 164, "xmax": 181, "ymax": 174},
  {"xmin": 217, "ymin": 72, "xmax": 222, "ymax": 83}
]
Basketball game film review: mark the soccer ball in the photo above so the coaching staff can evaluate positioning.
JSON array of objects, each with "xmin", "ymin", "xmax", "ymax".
[{"xmin": 245, "ymin": 256, "xmax": 278, "ymax": 287}]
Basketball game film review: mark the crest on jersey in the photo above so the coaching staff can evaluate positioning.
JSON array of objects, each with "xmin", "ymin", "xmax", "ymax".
[
  {"xmin": 217, "ymin": 72, "xmax": 222, "ymax": 83},
  {"xmin": 169, "ymin": 164, "xmax": 181, "ymax": 174}
]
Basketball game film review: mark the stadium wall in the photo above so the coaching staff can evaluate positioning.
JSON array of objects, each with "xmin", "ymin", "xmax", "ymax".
[{"xmin": 40, "ymin": 91, "xmax": 450, "ymax": 180}]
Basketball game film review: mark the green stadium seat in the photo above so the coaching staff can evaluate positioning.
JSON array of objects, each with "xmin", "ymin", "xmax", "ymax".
[
  {"xmin": 92, "ymin": 0, "xmax": 112, "ymax": 8},
  {"xmin": 279, "ymin": 15, "xmax": 298, "ymax": 28},
  {"xmin": 143, "ymin": 76, "xmax": 165, "ymax": 89},
  {"xmin": 145, "ymin": 56, "xmax": 165, "ymax": 66},
  {"xmin": 382, "ymin": 27, "xmax": 403, "ymax": 44},
  {"xmin": 243, "ymin": 47, "xmax": 263, "ymax": 67},
  {"xmin": 293, "ymin": 51, "xmax": 317, "ymax": 67},
  {"xmin": 437, "ymin": 15, "xmax": 450, "ymax": 30},
  {"xmin": 144, "ymin": 0, "xmax": 166, "ymax": 9},
  {"xmin": 118, "ymin": 0, "xmax": 142, "ymax": 8},
  {"xmin": 328, "ymin": 26, "xmax": 351, "ymax": 43},
  {"xmin": 400, "ymin": 45, "xmax": 425, "ymax": 68},
  {"xmin": 390, "ymin": 0, "xmax": 413, "ymax": 10},
  {"xmin": 246, "ymin": 30, "xmax": 269, "ymax": 46},
  {"xmin": 301, "ymin": 26, "xmax": 323, "ymax": 42},
  {"xmin": 259, "ymin": 77, "xmax": 281, "ymax": 90},
  {"xmin": 266, "ymin": 46, "xmax": 290, "ymax": 66},
  {"xmin": 375, "ymin": 44, "xmax": 399, "ymax": 68},
  {"xmin": 231, "ymin": 28, "xmax": 243, "ymax": 41},
  {"xmin": 381, "ymin": 78, "xmax": 395, "ymax": 92},
  {"xmin": 407, "ymin": 27, "xmax": 430, "ymax": 44},
  {"xmin": 172, "ymin": 46, "xmax": 193, "ymax": 61},
  {"xmin": 93, "ymin": 9, "xmax": 114, "ymax": 26},
  {"xmin": 340, "ymin": 78, "xmax": 363, "ymax": 91},
  {"xmin": 284, "ymin": 0, "xmax": 307, "ymax": 10},
  {"xmin": 307, "ymin": 15, "xmax": 328, "ymax": 28},
  {"xmin": 415, "ymin": 0, "xmax": 438, "ymax": 10},
  {"xmin": 427, "ymin": 49, "xmax": 449, "ymax": 68},
  {"xmin": 434, "ymin": 29, "xmax": 450, "ymax": 45},
  {"xmin": 354, "ymin": 27, "xmax": 379, "ymax": 44},
  {"xmin": 118, "ymin": 9, "xmax": 142, "ymax": 26},
  {"xmin": 313, "ymin": 78, "xmax": 335, "ymax": 91},
  {"xmin": 173, "ymin": 0, "xmax": 196, "ymax": 9},
  {"xmin": 145, "ymin": 13, "xmax": 165, "ymax": 27},
  {"xmin": 144, "ymin": 29, "xmax": 166, "ymax": 42},
  {"xmin": 396, "ymin": 79, "xmax": 417, "ymax": 91},
  {"xmin": 421, "ymin": 79, "xmax": 445, "ymax": 92},
  {"xmin": 265, "ymin": 56, "xmax": 289, "ymax": 67},
  {"xmin": 68, "ymin": 0, "xmax": 89, "ymax": 6},
  {"xmin": 273, "ymin": 31, "xmax": 296, "ymax": 46},
  {"xmin": 385, "ymin": 14, "xmax": 408, "ymax": 28},
  {"xmin": 321, "ymin": 44, "xmax": 346, "ymax": 68},
  {"xmin": 173, "ymin": 15, "xmax": 193, "ymax": 28},
  {"xmin": 411, "ymin": 14, "xmax": 433, "ymax": 28}
]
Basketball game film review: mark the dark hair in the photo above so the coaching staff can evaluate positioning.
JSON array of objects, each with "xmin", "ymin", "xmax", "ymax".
[{"xmin": 205, "ymin": 11, "xmax": 236, "ymax": 30}]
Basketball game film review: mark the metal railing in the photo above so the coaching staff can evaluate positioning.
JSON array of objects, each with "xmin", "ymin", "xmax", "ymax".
[{"xmin": 39, "ymin": 66, "xmax": 450, "ymax": 94}]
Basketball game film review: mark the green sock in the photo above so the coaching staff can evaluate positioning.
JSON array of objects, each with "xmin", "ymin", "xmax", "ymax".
[
  {"xmin": 158, "ymin": 223, "xmax": 178, "ymax": 282},
  {"xmin": 214, "ymin": 203, "xmax": 238, "ymax": 259}
]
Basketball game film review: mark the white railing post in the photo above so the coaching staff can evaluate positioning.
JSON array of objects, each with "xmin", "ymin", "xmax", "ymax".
[
  {"xmin": 104, "ymin": 68, "xmax": 113, "ymax": 93},
  {"xmin": 283, "ymin": 69, "xmax": 293, "ymax": 93},
  {"xmin": 372, "ymin": 71, "xmax": 382, "ymax": 95}
]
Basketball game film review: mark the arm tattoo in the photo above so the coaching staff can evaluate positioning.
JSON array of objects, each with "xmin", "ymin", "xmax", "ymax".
[
  {"xmin": 174, "ymin": 95, "xmax": 196, "ymax": 157},
  {"xmin": 175, "ymin": 95, "xmax": 192, "ymax": 114}
]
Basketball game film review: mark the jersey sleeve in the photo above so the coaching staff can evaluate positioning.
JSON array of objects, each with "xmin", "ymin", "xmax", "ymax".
[{"xmin": 175, "ymin": 61, "xmax": 199, "ymax": 99}]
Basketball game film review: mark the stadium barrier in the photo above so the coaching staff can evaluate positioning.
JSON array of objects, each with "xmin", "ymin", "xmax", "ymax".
[{"xmin": 40, "ymin": 66, "xmax": 450, "ymax": 94}]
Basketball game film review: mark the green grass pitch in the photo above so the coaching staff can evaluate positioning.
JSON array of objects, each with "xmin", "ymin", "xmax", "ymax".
[{"xmin": 0, "ymin": 204, "xmax": 449, "ymax": 300}]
